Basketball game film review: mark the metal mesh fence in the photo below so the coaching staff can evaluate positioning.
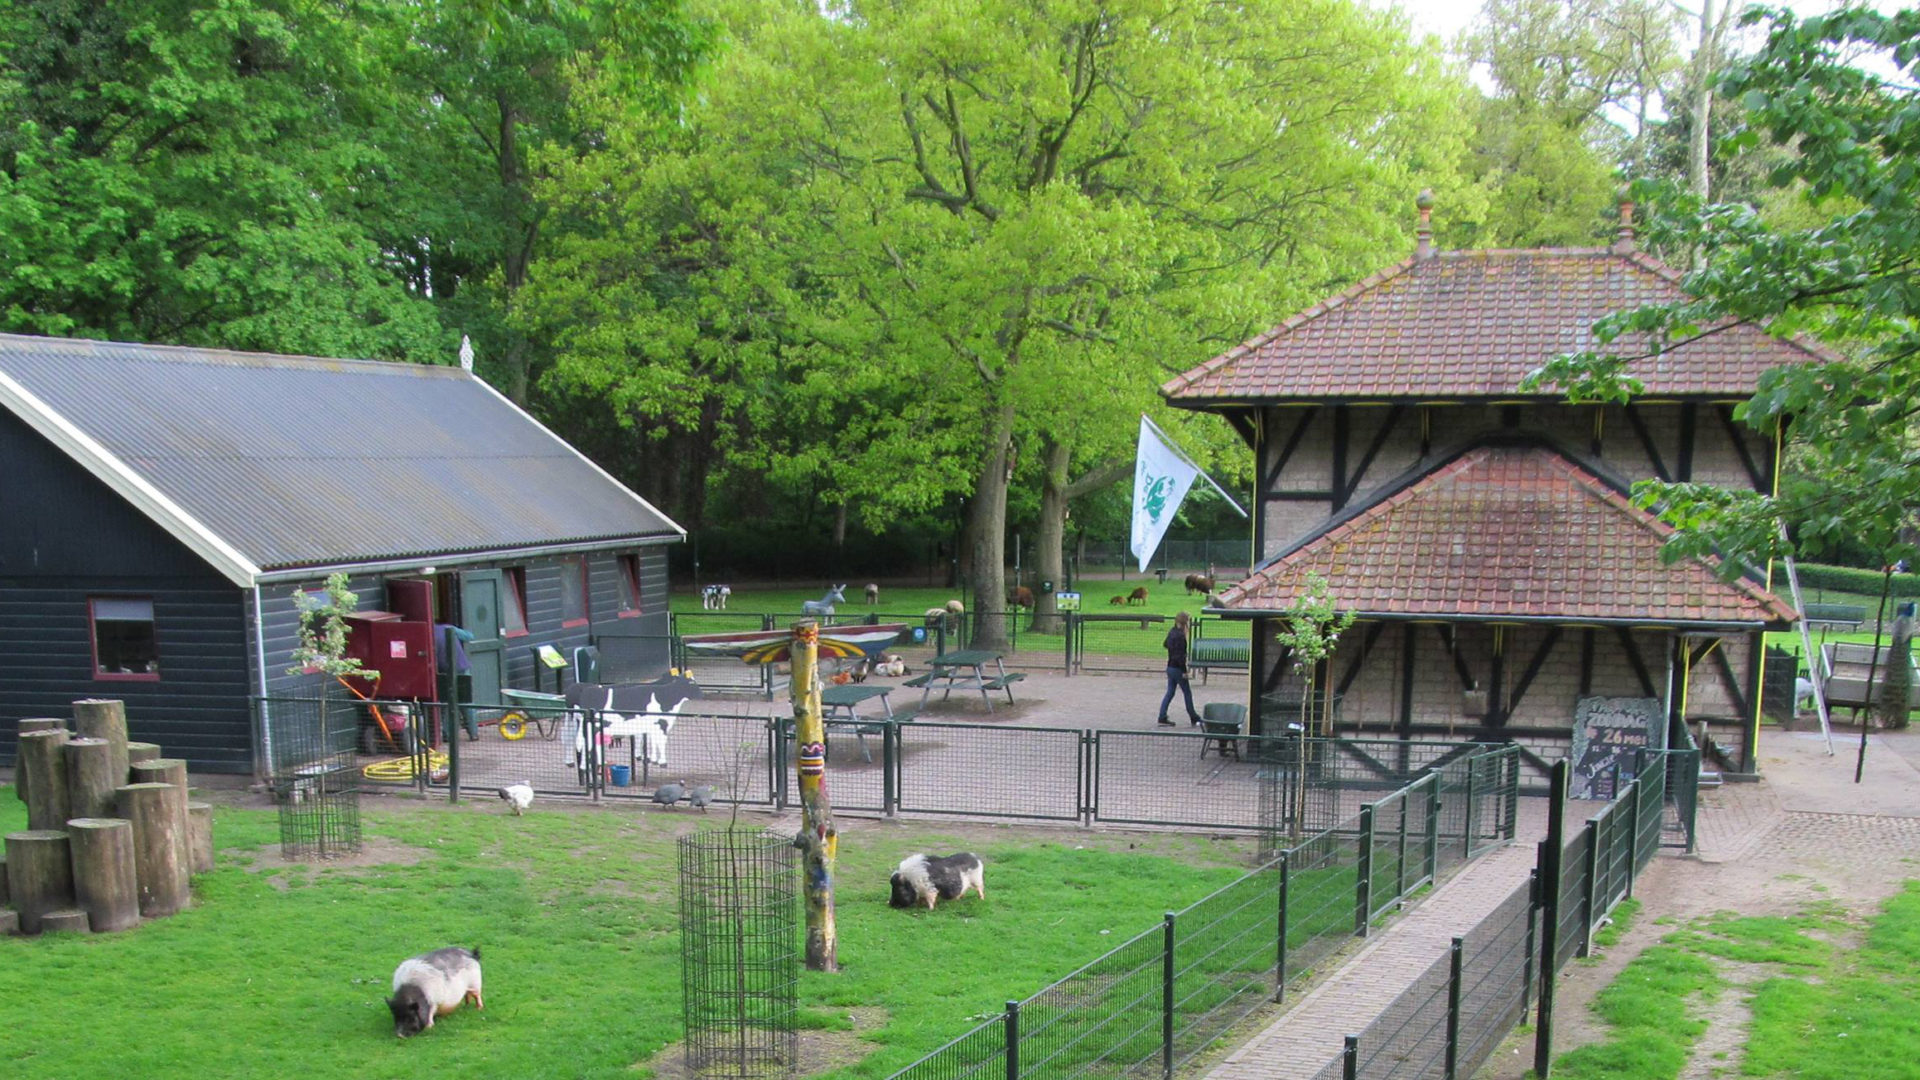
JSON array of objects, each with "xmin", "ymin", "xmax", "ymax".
[
  {"xmin": 1169, "ymin": 861, "xmax": 1285, "ymax": 1067},
  {"xmin": 1095, "ymin": 729, "xmax": 1267, "ymax": 829},
  {"xmin": 1282, "ymin": 827, "xmax": 1366, "ymax": 987},
  {"xmin": 257, "ymin": 694, "xmax": 363, "ymax": 859},
  {"xmin": 1017, "ymin": 925, "xmax": 1167, "ymax": 1080},
  {"xmin": 896, "ymin": 722, "xmax": 1084, "ymax": 822},
  {"xmin": 678, "ymin": 828, "xmax": 799, "ymax": 1080},
  {"xmin": 901, "ymin": 1017, "xmax": 1008, "ymax": 1080}
]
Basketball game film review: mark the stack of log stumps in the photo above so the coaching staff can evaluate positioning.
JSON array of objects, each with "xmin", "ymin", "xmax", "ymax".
[{"xmin": 3, "ymin": 699, "xmax": 214, "ymax": 936}]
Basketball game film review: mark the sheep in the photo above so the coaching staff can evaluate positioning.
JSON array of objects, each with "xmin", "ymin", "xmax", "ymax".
[
  {"xmin": 865, "ymin": 583, "xmax": 880, "ymax": 605},
  {"xmin": 1110, "ymin": 595, "xmax": 1126, "ymax": 606},
  {"xmin": 1184, "ymin": 572, "xmax": 1215, "ymax": 596},
  {"xmin": 945, "ymin": 599, "xmax": 965, "ymax": 614},
  {"xmin": 1127, "ymin": 586, "xmax": 1149, "ymax": 605}
]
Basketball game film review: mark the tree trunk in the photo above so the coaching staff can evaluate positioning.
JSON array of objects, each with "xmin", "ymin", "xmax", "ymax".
[
  {"xmin": 64, "ymin": 738, "xmax": 120, "ymax": 820},
  {"xmin": 117, "ymin": 783, "xmax": 190, "ymax": 918},
  {"xmin": 1689, "ymin": 0, "xmax": 1717, "ymax": 204},
  {"xmin": 1033, "ymin": 440, "xmax": 1071, "ymax": 634},
  {"xmin": 187, "ymin": 802, "xmax": 215, "ymax": 874},
  {"xmin": 789, "ymin": 621, "xmax": 838, "ymax": 972},
  {"xmin": 67, "ymin": 817, "xmax": 140, "ymax": 932},
  {"xmin": 965, "ymin": 401, "xmax": 1016, "ymax": 650},
  {"xmin": 39, "ymin": 909, "xmax": 89, "ymax": 933},
  {"xmin": 832, "ymin": 501, "xmax": 848, "ymax": 549},
  {"xmin": 72, "ymin": 698, "xmax": 130, "ymax": 786},
  {"xmin": 5, "ymin": 829, "xmax": 75, "ymax": 934},
  {"xmin": 18, "ymin": 730, "xmax": 71, "ymax": 831},
  {"xmin": 498, "ymin": 90, "xmax": 533, "ymax": 406}
]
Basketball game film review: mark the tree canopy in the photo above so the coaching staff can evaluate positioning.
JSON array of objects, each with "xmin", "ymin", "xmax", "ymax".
[{"xmin": 1523, "ymin": 5, "xmax": 1920, "ymax": 573}]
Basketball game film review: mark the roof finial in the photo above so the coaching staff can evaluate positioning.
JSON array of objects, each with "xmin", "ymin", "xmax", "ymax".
[
  {"xmin": 1415, "ymin": 188, "xmax": 1435, "ymax": 261},
  {"xmin": 1612, "ymin": 189, "xmax": 1636, "ymax": 253}
]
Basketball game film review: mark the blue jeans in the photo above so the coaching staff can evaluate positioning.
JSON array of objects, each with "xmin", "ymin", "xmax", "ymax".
[{"xmin": 1159, "ymin": 666, "xmax": 1198, "ymax": 723}]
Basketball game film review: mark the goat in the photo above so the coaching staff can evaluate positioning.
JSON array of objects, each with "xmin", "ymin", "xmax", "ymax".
[
  {"xmin": 701, "ymin": 584, "xmax": 731, "ymax": 610},
  {"xmin": 1127, "ymin": 586, "xmax": 1149, "ymax": 605},
  {"xmin": 802, "ymin": 584, "xmax": 847, "ymax": 618},
  {"xmin": 1007, "ymin": 585, "xmax": 1034, "ymax": 610},
  {"xmin": 1109, "ymin": 595, "xmax": 1127, "ymax": 606},
  {"xmin": 945, "ymin": 599, "xmax": 965, "ymax": 614},
  {"xmin": 864, "ymin": 583, "xmax": 880, "ymax": 605}
]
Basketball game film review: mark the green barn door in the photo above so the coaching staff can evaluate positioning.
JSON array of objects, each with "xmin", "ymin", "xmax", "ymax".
[{"xmin": 459, "ymin": 570, "xmax": 506, "ymax": 707}]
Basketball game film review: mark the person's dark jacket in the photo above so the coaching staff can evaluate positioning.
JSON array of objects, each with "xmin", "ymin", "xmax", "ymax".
[{"xmin": 1164, "ymin": 626, "xmax": 1189, "ymax": 671}]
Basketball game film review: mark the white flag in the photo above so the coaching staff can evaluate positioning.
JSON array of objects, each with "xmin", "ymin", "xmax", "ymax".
[{"xmin": 1131, "ymin": 417, "xmax": 1201, "ymax": 572}]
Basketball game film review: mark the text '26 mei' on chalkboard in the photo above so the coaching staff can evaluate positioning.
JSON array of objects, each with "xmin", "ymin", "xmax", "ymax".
[{"xmin": 1568, "ymin": 696, "xmax": 1665, "ymax": 801}]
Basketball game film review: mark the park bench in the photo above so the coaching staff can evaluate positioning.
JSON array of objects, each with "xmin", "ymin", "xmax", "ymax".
[
  {"xmin": 982, "ymin": 672, "xmax": 1026, "ymax": 703},
  {"xmin": 1189, "ymin": 638, "xmax": 1250, "ymax": 684}
]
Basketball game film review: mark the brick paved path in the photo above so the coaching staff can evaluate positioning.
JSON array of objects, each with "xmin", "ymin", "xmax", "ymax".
[{"xmin": 1209, "ymin": 841, "xmax": 1540, "ymax": 1080}]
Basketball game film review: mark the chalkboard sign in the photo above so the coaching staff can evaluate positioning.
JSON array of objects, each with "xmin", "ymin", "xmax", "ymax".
[{"xmin": 1568, "ymin": 696, "xmax": 1664, "ymax": 800}]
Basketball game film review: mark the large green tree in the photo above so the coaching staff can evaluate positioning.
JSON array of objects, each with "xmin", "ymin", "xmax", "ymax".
[
  {"xmin": 1524, "ymin": 6, "xmax": 1920, "ymax": 576},
  {"xmin": 529, "ymin": 0, "xmax": 1472, "ymax": 643},
  {"xmin": 0, "ymin": 0, "xmax": 444, "ymax": 357}
]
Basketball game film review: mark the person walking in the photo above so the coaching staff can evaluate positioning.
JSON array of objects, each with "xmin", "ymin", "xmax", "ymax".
[{"xmin": 1158, "ymin": 611, "xmax": 1203, "ymax": 727}]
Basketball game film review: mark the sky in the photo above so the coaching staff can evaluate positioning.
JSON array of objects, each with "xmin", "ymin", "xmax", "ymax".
[{"xmin": 1385, "ymin": 0, "xmax": 1913, "ymax": 51}]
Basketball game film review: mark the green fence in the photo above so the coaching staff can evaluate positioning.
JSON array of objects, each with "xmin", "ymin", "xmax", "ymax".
[{"xmin": 884, "ymin": 746, "xmax": 1522, "ymax": 1080}]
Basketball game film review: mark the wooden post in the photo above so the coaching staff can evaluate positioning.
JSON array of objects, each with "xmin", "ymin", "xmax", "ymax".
[
  {"xmin": 65, "ymin": 737, "xmax": 121, "ymax": 820},
  {"xmin": 0, "ymin": 909, "xmax": 15, "ymax": 935},
  {"xmin": 117, "ymin": 783, "xmax": 190, "ymax": 917},
  {"xmin": 790, "ymin": 620, "xmax": 838, "ymax": 972},
  {"xmin": 130, "ymin": 758, "xmax": 192, "ymax": 870},
  {"xmin": 13, "ymin": 718, "xmax": 66, "ymax": 805},
  {"xmin": 72, "ymin": 699, "xmax": 130, "ymax": 788},
  {"xmin": 40, "ymin": 909, "xmax": 90, "ymax": 933},
  {"xmin": 67, "ymin": 818, "xmax": 140, "ymax": 932},
  {"xmin": 18, "ymin": 729, "xmax": 72, "ymax": 831},
  {"xmin": 5, "ymin": 829, "xmax": 76, "ymax": 934},
  {"xmin": 186, "ymin": 802, "xmax": 215, "ymax": 873},
  {"xmin": 125, "ymin": 742, "xmax": 162, "ymax": 772}
]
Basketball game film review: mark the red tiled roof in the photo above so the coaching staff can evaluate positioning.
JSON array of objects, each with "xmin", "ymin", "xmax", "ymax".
[
  {"xmin": 1218, "ymin": 446, "xmax": 1796, "ymax": 625},
  {"xmin": 1163, "ymin": 248, "xmax": 1828, "ymax": 402}
]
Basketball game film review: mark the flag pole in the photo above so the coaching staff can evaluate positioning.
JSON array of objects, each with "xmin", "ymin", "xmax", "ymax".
[{"xmin": 1142, "ymin": 415, "xmax": 1247, "ymax": 517}]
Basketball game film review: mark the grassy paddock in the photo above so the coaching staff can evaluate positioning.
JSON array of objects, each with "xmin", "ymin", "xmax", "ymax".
[
  {"xmin": 0, "ymin": 786, "xmax": 1254, "ymax": 1080},
  {"xmin": 669, "ymin": 585, "xmax": 1248, "ymax": 662},
  {"xmin": 1554, "ymin": 884, "xmax": 1920, "ymax": 1080}
]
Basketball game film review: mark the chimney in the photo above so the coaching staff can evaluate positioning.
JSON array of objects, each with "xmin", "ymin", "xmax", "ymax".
[
  {"xmin": 1415, "ymin": 189, "xmax": 1435, "ymax": 260},
  {"xmin": 1612, "ymin": 195, "xmax": 1636, "ymax": 253}
]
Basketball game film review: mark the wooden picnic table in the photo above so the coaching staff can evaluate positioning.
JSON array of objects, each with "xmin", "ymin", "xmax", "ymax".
[
  {"xmin": 817, "ymin": 683, "xmax": 897, "ymax": 762},
  {"xmin": 909, "ymin": 649, "xmax": 1024, "ymax": 713}
]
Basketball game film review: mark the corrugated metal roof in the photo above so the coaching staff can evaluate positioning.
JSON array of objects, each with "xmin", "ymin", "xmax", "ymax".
[{"xmin": 0, "ymin": 334, "xmax": 682, "ymax": 578}]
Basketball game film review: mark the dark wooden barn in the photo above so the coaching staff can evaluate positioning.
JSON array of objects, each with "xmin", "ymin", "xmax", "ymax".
[{"xmin": 0, "ymin": 334, "xmax": 683, "ymax": 775}]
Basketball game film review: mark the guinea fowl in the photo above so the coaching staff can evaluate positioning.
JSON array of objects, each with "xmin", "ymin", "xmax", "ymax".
[
  {"xmin": 688, "ymin": 785, "xmax": 716, "ymax": 812},
  {"xmin": 651, "ymin": 781, "xmax": 687, "ymax": 808}
]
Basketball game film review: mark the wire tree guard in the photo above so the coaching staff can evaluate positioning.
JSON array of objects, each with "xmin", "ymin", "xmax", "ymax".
[
  {"xmin": 679, "ymin": 827, "xmax": 800, "ymax": 1080},
  {"xmin": 262, "ymin": 689, "xmax": 362, "ymax": 859}
]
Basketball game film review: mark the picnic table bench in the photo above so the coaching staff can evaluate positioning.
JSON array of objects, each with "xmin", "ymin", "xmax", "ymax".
[
  {"xmin": 817, "ymin": 683, "xmax": 900, "ymax": 762},
  {"xmin": 915, "ymin": 650, "xmax": 1020, "ymax": 712},
  {"xmin": 1189, "ymin": 637, "xmax": 1250, "ymax": 684}
]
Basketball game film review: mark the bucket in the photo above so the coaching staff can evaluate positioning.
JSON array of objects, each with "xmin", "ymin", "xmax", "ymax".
[{"xmin": 609, "ymin": 764, "xmax": 632, "ymax": 787}]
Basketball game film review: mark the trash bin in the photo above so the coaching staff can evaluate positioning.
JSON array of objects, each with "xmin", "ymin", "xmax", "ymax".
[{"xmin": 609, "ymin": 764, "xmax": 632, "ymax": 787}]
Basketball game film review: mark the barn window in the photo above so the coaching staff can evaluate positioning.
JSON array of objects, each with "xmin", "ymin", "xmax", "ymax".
[
  {"xmin": 617, "ymin": 554, "xmax": 642, "ymax": 617},
  {"xmin": 560, "ymin": 557, "xmax": 589, "ymax": 628},
  {"xmin": 503, "ymin": 568, "xmax": 529, "ymax": 637},
  {"xmin": 91, "ymin": 597, "xmax": 159, "ymax": 680}
]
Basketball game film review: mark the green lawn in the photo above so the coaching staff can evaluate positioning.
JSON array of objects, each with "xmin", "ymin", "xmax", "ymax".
[
  {"xmin": 1554, "ymin": 885, "xmax": 1920, "ymax": 1080},
  {"xmin": 0, "ymin": 786, "xmax": 1255, "ymax": 1080}
]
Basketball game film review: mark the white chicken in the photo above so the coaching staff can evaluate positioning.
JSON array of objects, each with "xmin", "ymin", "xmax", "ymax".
[{"xmin": 497, "ymin": 784, "xmax": 535, "ymax": 816}]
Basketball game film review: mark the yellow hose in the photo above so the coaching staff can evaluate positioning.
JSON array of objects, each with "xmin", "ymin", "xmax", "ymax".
[{"xmin": 361, "ymin": 749, "xmax": 450, "ymax": 783}]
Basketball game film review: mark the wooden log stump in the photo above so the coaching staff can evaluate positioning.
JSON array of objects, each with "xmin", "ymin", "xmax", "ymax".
[
  {"xmin": 116, "ymin": 784, "xmax": 189, "ymax": 918},
  {"xmin": 129, "ymin": 758, "xmax": 190, "ymax": 869},
  {"xmin": 125, "ymin": 741, "xmax": 161, "ymax": 763},
  {"xmin": 40, "ymin": 908, "xmax": 90, "ymax": 933},
  {"xmin": 129, "ymin": 757, "xmax": 187, "ymax": 792},
  {"xmin": 0, "ymin": 908, "xmax": 16, "ymax": 935},
  {"xmin": 65, "ymin": 737, "xmax": 120, "ymax": 820},
  {"xmin": 15, "ymin": 718, "xmax": 65, "ymax": 805},
  {"xmin": 71, "ymin": 699, "xmax": 129, "ymax": 787},
  {"xmin": 5, "ymin": 830, "xmax": 76, "ymax": 934},
  {"xmin": 18, "ymin": 730, "xmax": 71, "ymax": 831},
  {"xmin": 186, "ymin": 802, "xmax": 214, "ymax": 874},
  {"xmin": 67, "ymin": 818, "xmax": 140, "ymax": 932}
]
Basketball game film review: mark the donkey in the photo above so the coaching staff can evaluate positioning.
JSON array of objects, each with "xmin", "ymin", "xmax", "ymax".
[{"xmin": 802, "ymin": 584, "xmax": 847, "ymax": 618}]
